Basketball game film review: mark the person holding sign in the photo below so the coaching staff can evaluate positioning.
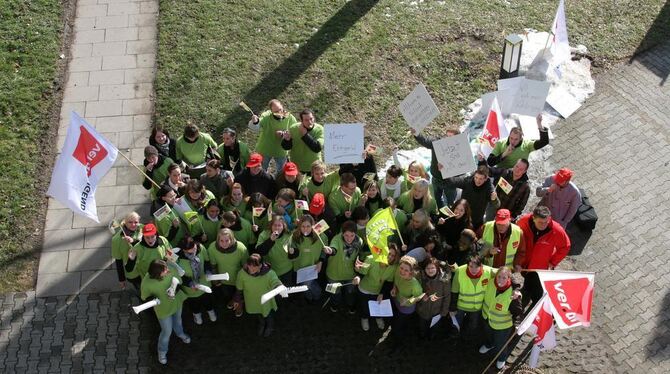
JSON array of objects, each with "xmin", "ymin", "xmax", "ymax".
[
  {"xmin": 486, "ymin": 115, "xmax": 549, "ymax": 169},
  {"xmin": 389, "ymin": 255, "xmax": 424, "ymax": 353},
  {"xmin": 175, "ymin": 123, "xmax": 218, "ymax": 178},
  {"xmin": 153, "ymin": 186, "xmax": 188, "ymax": 247},
  {"xmin": 478, "ymin": 209, "xmax": 525, "ymax": 271},
  {"xmin": 243, "ymin": 192, "xmax": 272, "ymax": 235},
  {"xmin": 479, "ymin": 267, "xmax": 524, "ymax": 370},
  {"xmin": 273, "ymin": 188, "xmax": 299, "ymax": 230},
  {"xmin": 216, "ymin": 127, "xmax": 251, "ymax": 175},
  {"xmin": 254, "ymin": 216, "xmax": 294, "ymax": 285},
  {"xmin": 247, "ymin": 99, "xmax": 297, "ymax": 176},
  {"xmin": 328, "ymin": 173, "xmax": 362, "ymax": 227},
  {"xmin": 176, "ymin": 236, "xmax": 216, "ymax": 325},
  {"xmin": 487, "ymin": 158, "xmax": 530, "ymax": 221},
  {"xmin": 280, "ymin": 109, "xmax": 324, "ymax": 174},
  {"xmin": 416, "ymin": 257, "xmax": 451, "ymax": 340},
  {"xmin": 352, "ymin": 244, "xmax": 399, "ymax": 331},
  {"xmin": 233, "ymin": 254, "xmax": 284, "ymax": 337},
  {"xmin": 306, "ymin": 193, "xmax": 336, "ymax": 240},
  {"xmin": 111, "ymin": 212, "xmax": 144, "ymax": 290},
  {"xmin": 141, "ymin": 259, "xmax": 191, "ymax": 365},
  {"xmin": 207, "ymin": 228, "xmax": 248, "ymax": 317},
  {"xmin": 360, "ymin": 179, "xmax": 383, "ymax": 216},
  {"xmin": 436, "ymin": 199, "xmax": 473, "ymax": 259},
  {"xmin": 324, "ymin": 221, "xmax": 363, "ymax": 313},
  {"xmin": 289, "ymin": 215, "xmax": 329, "ymax": 303},
  {"xmin": 445, "ymin": 165, "xmax": 498, "ymax": 230},
  {"xmin": 410, "ymin": 128, "xmax": 461, "ymax": 208}
]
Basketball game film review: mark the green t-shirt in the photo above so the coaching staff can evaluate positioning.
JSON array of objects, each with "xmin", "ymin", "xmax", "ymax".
[
  {"xmin": 155, "ymin": 206, "xmax": 187, "ymax": 247},
  {"xmin": 326, "ymin": 233, "xmax": 362, "ymax": 281},
  {"xmin": 176, "ymin": 133, "xmax": 217, "ymax": 166},
  {"xmin": 177, "ymin": 245, "xmax": 211, "ymax": 298},
  {"xmin": 256, "ymin": 230, "xmax": 293, "ymax": 276},
  {"xmin": 132, "ymin": 236, "xmax": 171, "ymax": 278},
  {"xmin": 207, "ymin": 241, "xmax": 248, "ymax": 286},
  {"xmin": 228, "ymin": 217, "xmax": 256, "ymax": 247},
  {"xmin": 394, "ymin": 270, "xmax": 424, "ymax": 300},
  {"xmin": 287, "ymin": 123, "xmax": 324, "ymax": 172},
  {"xmin": 140, "ymin": 266, "xmax": 188, "ymax": 320},
  {"xmin": 357, "ymin": 255, "xmax": 397, "ymax": 295},
  {"xmin": 111, "ymin": 225, "xmax": 144, "ymax": 279},
  {"xmin": 491, "ymin": 138, "xmax": 536, "ymax": 169},
  {"xmin": 328, "ymin": 187, "xmax": 362, "ymax": 217},
  {"xmin": 236, "ymin": 267, "xmax": 282, "ymax": 317},
  {"xmin": 197, "ymin": 214, "xmax": 221, "ymax": 248},
  {"xmin": 255, "ymin": 110, "xmax": 296, "ymax": 158},
  {"xmin": 397, "ymin": 190, "xmax": 438, "ymax": 216},
  {"xmin": 291, "ymin": 233, "xmax": 328, "ymax": 271},
  {"xmin": 148, "ymin": 158, "xmax": 173, "ymax": 200},
  {"xmin": 299, "ymin": 172, "xmax": 339, "ymax": 200},
  {"xmin": 216, "ymin": 140, "xmax": 251, "ymax": 172}
]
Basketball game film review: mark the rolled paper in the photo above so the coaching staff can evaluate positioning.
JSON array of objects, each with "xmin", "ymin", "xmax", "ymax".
[
  {"xmin": 286, "ymin": 285, "xmax": 308, "ymax": 294},
  {"xmin": 195, "ymin": 284, "xmax": 212, "ymax": 294},
  {"xmin": 168, "ymin": 261, "xmax": 186, "ymax": 276},
  {"xmin": 132, "ymin": 299, "xmax": 161, "ymax": 314},
  {"xmin": 166, "ymin": 277, "xmax": 180, "ymax": 297},
  {"xmin": 206, "ymin": 273, "xmax": 230, "ymax": 281},
  {"xmin": 261, "ymin": 285, "xmax": 287, "ymax": 305}
]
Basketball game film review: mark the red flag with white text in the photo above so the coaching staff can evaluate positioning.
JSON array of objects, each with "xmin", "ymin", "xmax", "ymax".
[
  {"xmin": 478, "ymin": 97, "xmax": 507, "ymax": 157},
  {"xmin": 536, "ymin": 270, "xmax": 595, "ymax": 329}
]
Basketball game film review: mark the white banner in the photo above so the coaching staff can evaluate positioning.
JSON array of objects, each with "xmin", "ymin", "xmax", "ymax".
[
  {"xmin": 323, "ymin": 123, "xmax": 364, "ymax": 164},
  {"xmin": 432, "ymin": 133, "xmax": 476, "ymax": 179},
  {"xmin": 47, "ymin": 112, "xmax": 118, "ymax": 222}
]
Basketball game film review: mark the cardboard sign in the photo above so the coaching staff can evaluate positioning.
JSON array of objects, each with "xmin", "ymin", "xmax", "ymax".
[
  {"xmin": 518, "ymin": 115, "xmax": 554, "ymax": 140},
  {"xmin": 324, "ymin": 124, "xmax": 365, "ymax": 164},
  {"xmin": 399, "ymin": 83, "xmax": 440, "ymax": 134},
  {"xmin": 497, "ymin": 177, "xmax": 513, "ymax": 194},
  {"xmin": 432, "ymin": 133, "xmax": 476, "ymax": 179},
  {"xmin": 480, "ymin": 90, "xmax": 516, "ymax": 117},
  {"xmin": 509, "ymin": 79, "xmax": 551, "ymax": 116},
  {"xmin": 153, "ymin": 204, "xmax": 172, "ymax": 221},
  {"xmin": 546, "ymin": 86, "xmax": 581, "ymax": 118}
]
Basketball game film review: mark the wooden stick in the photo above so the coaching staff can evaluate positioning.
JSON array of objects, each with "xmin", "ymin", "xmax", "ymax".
[
  {"xmin": 239, "ymin": 101, "xmax": 255, "ymax": 115},
  {"xmin": 118, "ymin": 151, "xmax": 160, "ymax": 189},
  {"xmin": 387, "ymin": 207, "xmax": 405, "ymax": 246},
  {"xmin": 541, "ymin": 31, "xmax": 554, "ymax": 58}
]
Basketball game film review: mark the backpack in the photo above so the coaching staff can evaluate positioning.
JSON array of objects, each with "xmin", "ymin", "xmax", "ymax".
[{"xmin": 574, "ymin": 188, "xmax": 597, "ymax": 230}]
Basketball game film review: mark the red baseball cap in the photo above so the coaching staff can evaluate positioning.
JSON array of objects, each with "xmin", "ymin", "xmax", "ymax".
[
  {"xmin": 309, "ymin": 193, "xmax": 325, "ymax": 216},
  {"xmin": 142, "ymin": 223, "xmax": 157, "ymax": 236},
  {"xmin": 495, "ymin": 209, "xmax": 511, "ymax": 225},
  {"xmin": 283, "ymin": 162, "xmax": 298, "ymax": 176},
  {"xmin": 554, "ymin": 168, "xmax": 573, "ymax": 185},
  {"xmin": 246, "ymin": 153, "xmax": 263, "ymax": 168}
]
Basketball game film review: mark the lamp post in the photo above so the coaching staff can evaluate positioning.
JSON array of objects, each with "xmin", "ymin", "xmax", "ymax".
[{"xmin": 499, "ymin": 34, "xmax": 523, "ymax": 79}]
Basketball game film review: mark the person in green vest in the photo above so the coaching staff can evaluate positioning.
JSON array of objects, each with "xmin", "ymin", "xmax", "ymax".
[
  {"xmin": 199, "ymin": 159, "xmax": 233, "ymax": 201},
  {"xmin": 486, "ymin": 115, "xmax": 549, "ymax": 169},
  {"xmin": 248, "ymin": 99, "xmax": 297, "ymax": 176},
  {"xmin": 207, "ymin": 228, "xmax": 248, "ymax": 318},
  {"xmin": 360, "ymin": 179, "xmax": 383, "ymax": 217},
  {"xmin": 176, "ymin": 236, "xmax": 216, "ymax": 325},
  {"xmin": 324, "ymin": 221, "xmax": 363, "ymax": 313},
  {"xmin": 126, "ymin": 223, "xmax": 172, "ymax": 278},
  {"xmin": 397, "ymin": 178, "xmax": 438, "ymax": 218},
  {"xmin": 328, "ymin": 172, "xmax": 362, "ymax": 227},
  {"xmin": 183, "ymin": 179, "xmax": 215, "ymax": 213},
  {"xmin": 389, "ymin": 255, "xmax": 424, "ymax": 353},
  {"xmin": 221, "ymin": 210, "xmax": 256, "ymax": 247},
  {"xmin": 352, "ymin": 243, "xmax": 399, "ymax": 331},
  {"xmin": 243, "ymin": 192, "xmax": 272, "ymax": 236},
  {"xmin": 153, "ymin": 186, "xmax": 188, "ymax": 247},
  {"xmin": 288, "ymin": 215, "xmax": 328, "ymax": 302},
  {"xmin": 216, "ymin": 127, "xmax": 251, "ymax": 175},
  {"xmin": 233, "ymin": 253, "xmax": 284, "ymax": 337},
  {"xmin": 111, "ymin": 211, "xmax": 144, "ymax": 290},
  {"xmin": 479, "ymin": 266, "xmax": 524, "ymax": 370},
  {"xmin": 221, "ymin": 182, "xmax": 248, "ymax": 216},
  {"xmin": 175, "ymin": 123, "xmax": 218, "ymax": 178},
  {"xmin": 300, "ymin": 160, "xmax": 339, "ymax": 201},
  {"xmin": 142, "ymin": 145, "xmax": 173, "ymax": 201},
  {"xmin": 449, "ymin": 254, "xmax": 493, "ymax": 339},
  {"xmin": 194, "ymin": 200, "xmax": 221, "ymax": 247},
  {"xmin": 280, "ymin": 109, "xmax": 324, "ymax": 173},
  {"xmin": 254, "ymin": 215, "xmax": 293, "ymax": 285},
  {"xmin": 479, "ymin": 209, "xmax": 525, "ymax": 271},
  {"xmin": 140, "ymin": 259, "xmax": 190, "ymax": 365}
]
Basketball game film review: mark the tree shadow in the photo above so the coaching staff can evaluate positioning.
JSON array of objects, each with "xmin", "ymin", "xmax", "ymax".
[
  {"xmin": 629, "ymin": 1, "xmax": 670, "ymax": 86},
  {"xmin": 646, "ymin": 289, "xmax": 670, "ymax": 361},
  {"xmin": 217, "ymin": 0, "xmax": 379, "ymax": 132}
]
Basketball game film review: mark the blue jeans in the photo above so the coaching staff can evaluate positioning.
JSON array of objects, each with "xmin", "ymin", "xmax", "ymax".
[
  {"xmin": 301, "ymin": 279, "xmax": 322, "ymax": 301},
  {"xmin": 261, "ymin": 156, "xmax": 286, "ymax": 177},
  {"xmin": 456, "ymin": 309, "xmax": 481, "ymax": 336},
  {"xmin": 157, "ymin": 308, "xmax": 186, "ymax": 355},
  {"xmin": 484, "ymin": 322, "xmax": 513, "ymax": 362}
]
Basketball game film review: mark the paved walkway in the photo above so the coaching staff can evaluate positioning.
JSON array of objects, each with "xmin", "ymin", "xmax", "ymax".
[{"xmin": 38, "ymin": 0, "xmax": 158, "ymax": 297}]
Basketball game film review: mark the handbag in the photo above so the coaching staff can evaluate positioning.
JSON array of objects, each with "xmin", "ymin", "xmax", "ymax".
[{"xmin": 574, "ymin": 188, "xmax": 597, "ymax": 230}]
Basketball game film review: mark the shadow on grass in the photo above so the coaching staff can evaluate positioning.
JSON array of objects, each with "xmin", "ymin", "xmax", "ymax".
[
  {"xmin": 218, "ymin": 0, "xmax": 379, "ymax": 132},
  {"xmin": 629, "ymin": 0, "xmax": 670, "ymax": 85}
]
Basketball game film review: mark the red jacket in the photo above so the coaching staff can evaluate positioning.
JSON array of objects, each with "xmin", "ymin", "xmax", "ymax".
[{"xmin": 516, "ymin": 213, "xmax": 570, "ymax": 269}]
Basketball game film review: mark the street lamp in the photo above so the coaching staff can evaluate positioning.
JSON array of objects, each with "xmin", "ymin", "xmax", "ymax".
[{"xmin": 499, "ymin": 34, "xmax": 523, "ymax": 79}]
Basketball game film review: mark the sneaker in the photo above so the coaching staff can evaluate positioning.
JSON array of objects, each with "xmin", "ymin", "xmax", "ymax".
[
  {"xmin": 375, "ymin": 318, "xmax": 385, "ymax": 330},
  {"xmin": 347, "ymin": 308, "xmax": 356, "ymax": 315},
  {"xmin": 329, "ymin": 305, "xmax": 338, "ymax": 313},
  {"xmin": 226, "ymin": 301, "xmax": 234, "ymax": 310},
  {"xmin": 360, "ymin": 318, "xmax": 370, "ymax": 331},
  {"xmin": 496, "ymin": 360, "xmax": 505, "ymax": 370},
  {"xmin": 234, "ymin": 308, "xmax": 243, "ymax": 318},
  {"xmin": 158, "ymin": 352, "xmax": 167, "ymax": 365},
  {"xmin": 207, "ymin": 310, "xmax": 217, "ymax": 322},
  {"xmin": 193, "ymin": 313, "xmax": 203, "ymax": 325},
  {"xmin": 479, "ymin": 345, "xmax": 494, "ymax": 354},
  {"xmin": 179, "ymin": 334, "xmax": 191, "ymax": 344}
]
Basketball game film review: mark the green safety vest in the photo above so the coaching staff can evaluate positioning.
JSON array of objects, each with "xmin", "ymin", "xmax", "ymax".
[
  {"xmin": 482, "ymin": 222, "xmax": 522, "ymax": 269},
  {"xmin": 455, "ymin": 264, "xmax": 492, "ymax": 312},
  {"xmin": 482, "ymin": 280, "xmax": 514, "ymax": 330}
]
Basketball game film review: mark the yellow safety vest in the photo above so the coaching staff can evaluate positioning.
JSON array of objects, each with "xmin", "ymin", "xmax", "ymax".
[
  {"xmin": 482, "ymin": 280, "xmax": 514, "ymax": 330},
  {"xmin": 482, "ymin": 222, "xmax": 522, "ymax": 269},
  {"xmin": 456, "ymin": 265, "xmax": 492, "ymax": 312}
]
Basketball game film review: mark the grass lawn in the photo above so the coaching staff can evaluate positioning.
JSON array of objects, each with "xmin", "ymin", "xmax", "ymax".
[
  {"xmin": 155, "ymin": 0, "xmax": 669, "ymax": 149},
  {"xmin": 0, "ymin": 0, "xmax": 65, "ymax": 292}
]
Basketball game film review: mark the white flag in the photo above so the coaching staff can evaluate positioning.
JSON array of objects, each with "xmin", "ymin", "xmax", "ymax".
[
  {"xmin": 478, "ymin": 97, "xmax": 507, "ymax": 157},
  {"xmin": 550, "ymin": 0, "xmax": 571, "ymax": 65},
  {"xmin": 47, "ymin": 112, "xmax": 118, "ymax": 222}
]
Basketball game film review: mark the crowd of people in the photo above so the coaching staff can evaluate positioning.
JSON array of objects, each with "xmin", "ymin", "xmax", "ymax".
[{"xmin": 111, "ymin": 99, "xmax": 581, "ymax": 367}]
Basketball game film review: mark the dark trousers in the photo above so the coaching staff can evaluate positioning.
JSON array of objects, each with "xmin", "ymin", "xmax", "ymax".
[
  {"xmin": 356, "ymin": 289, "xmax": 378, "ymax": 318},
  {"xmin": 522, "ymin": 272, "xmax": 543, "ymax": 309},
  {"xmin": 187, "ymin": 293, "xmax": 214, "ymax": 314},
  {"xmin": 483, "ymin": 320, "xmax": 513, "ymax": 362}
]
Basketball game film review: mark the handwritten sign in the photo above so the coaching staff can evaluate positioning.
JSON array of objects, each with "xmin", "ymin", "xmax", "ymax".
[
  {"xmin": 324, "ymin": 124, "xmax": 364, "ymax": 164},
  {"xmin": 432, "ymin": 133, "xmax": 476, "ymax": 179},
  {"xmin": 518, "ymin": 115, "xmax": 554, "ymax": 140},
  {"xmin": 509, "ymin": 79, "xmax": 551, "ymax": 116},
  {"xmin": 399, "ymin": 83, "xmax": 440, "ymax": 134},
  {"xmin": 480, "ymin": 90, "xmax": 515, "ymax": 117}
]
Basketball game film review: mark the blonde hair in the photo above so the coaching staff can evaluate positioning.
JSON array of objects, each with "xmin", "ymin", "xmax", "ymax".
[
  {"xmin": 407, "ymin": 160, "xmax": 428, "ymax": 180},
  {"xmin": 408, "ymin": 181, "xmax": 433, "ymax": 212},
  {"xmin": 121, "ymin": 212, "xmax": 140, "ymax": 228},
  {"xmin": 399, "ymin": 255, "xmax": 418, "ymax": 272},
  {"xmin": 217, "ymin": 228, "xmax": 237, "ymax": 247}
]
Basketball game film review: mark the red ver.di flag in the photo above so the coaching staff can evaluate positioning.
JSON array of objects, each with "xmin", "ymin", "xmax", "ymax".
[
  {"xmin": 47, "ymin": 112, "xmax": 118, "ymax": 222},
  {"xmin": 536, "ymin": 270, "xmax": 595, "ymax": 329}
]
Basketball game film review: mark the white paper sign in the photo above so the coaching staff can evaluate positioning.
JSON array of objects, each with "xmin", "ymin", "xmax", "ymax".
[
  {"xmin": 324, "ymin": 124, "xmax": 364, "ymax": 164},
  {"xmin": 430, "ymin": 314, "xmax": 441, "ymax": 328},
  {"xmin": 368, "ymin": 299, "xmax": 393, "ymax": 317},
  {"xmin": 518, "ymin": 115, "xmax": 554, "ymax": 140},
  {"xmin": 172, "ymin": 197, "xmax": 191, "ymax": 219},
  {"xmin": 399, "ymin": 83, "xmax": 440, "ymax": 134},
  {"xmin": 432, "ymin": 133, "xmax": 476, "ymax": 179},
  {"xmin": 509, "ymin": 79, "xmax": 551, "ymax": 116},
  {"xmin": 546, "ymin": 86, "xmax": 581, "ymax": 118},
  {"xmin": 480, "ymin": 90, "xmax": 515, "ymax": 117},
  {"xmin": 497, "ymin": 77, "xmax": 524, "ymax": 92},
  {"xmin": 296, "ymin": 265, "xmax": 319, "ymax": 284}
]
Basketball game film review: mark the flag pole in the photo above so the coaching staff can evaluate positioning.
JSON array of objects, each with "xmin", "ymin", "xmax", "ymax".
[
  {"xmin": 480, "ymin": 329, "xmax": 519, "ymax": 374},
  {"xmin": 387, "ymin": 207, "xmax": 405, "ymax": 247},
  {"xmin": 541, "ymin": 31, "xmax": 554, "ymax": 58},
  {"xmin": 117, "ymin": 151, "xmax": 160, "ymax": 189}
]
